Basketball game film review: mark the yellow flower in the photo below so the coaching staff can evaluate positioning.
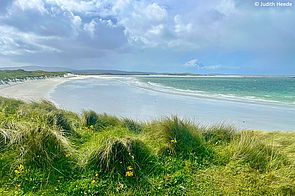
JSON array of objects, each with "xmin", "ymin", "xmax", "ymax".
[
  {"xmin": 171, "ymin": 138, "xmax": 177, "ymax": 144},
  {"xmin": 14, "ymin": 164, "xmax": 25, "ymax": 175},
  {"xmin": 95, "ymin": 173, "xmax": 99, "ymax": 177},
  {"xmin": 125, "ymin": 170, "xmax": 134, "ymax": 177},
  {"xmin": 127, "ymin": 166, "xmax": 133, "ymax": 171},
  {"xmin": 91, "ymin": 179, "xmax": 96, "ymax": 184}
]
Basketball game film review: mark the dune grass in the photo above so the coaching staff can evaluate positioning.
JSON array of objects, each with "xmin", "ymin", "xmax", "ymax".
[{"xmin": 0, "ymin": 97, "xmax": 295, "ymax": 195}]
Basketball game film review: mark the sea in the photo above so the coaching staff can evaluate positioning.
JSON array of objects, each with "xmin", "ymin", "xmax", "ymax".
[
  {"xmin": 49, "ymin": 76, "xmax": 295, "ymax": 131},
  {"xmin": 136, "ymin": 76, "xmax": 295, "ymax": 105}
]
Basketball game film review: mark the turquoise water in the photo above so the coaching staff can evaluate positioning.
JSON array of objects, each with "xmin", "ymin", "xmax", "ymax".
[
  {"xmin": 138, "ymin": 77, "xmax": 295, "ymax": 104},
  {"xmin": 50, "ymin": 77, "xmax": 295, "ymax": 130}
]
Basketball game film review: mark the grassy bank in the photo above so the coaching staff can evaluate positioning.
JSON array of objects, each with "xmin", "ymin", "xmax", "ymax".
[
  {"xmin": 0, "ymin": 97, "xmax": 294, "ymax": 195},
  {"xmin": 0, "ymin": 70, "xmax": 66, "ymax": 84}
]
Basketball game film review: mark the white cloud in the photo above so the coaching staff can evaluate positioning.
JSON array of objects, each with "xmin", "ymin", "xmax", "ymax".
[
  {"xmin": 183, "ymin": 59, "xmax": 199, "ymax": 67},
  {"xmin": 83, "ymin": 20, "xmax": 97, "ymax": 37},
  {"xmin": 174, "ymin": 15, "xmax": 192, "ymax": 34},
  {"xmin": 216, "ymin": 0, "xmax": 236, "ymax": 15},
  {"xmin": 113, "ymin": 1, "xmax": 170, "ymax": 47},
  {"xmin": 112, "ymin": 0, "xmax": 130, "ymax": 14},
  {"xmin": 71, "ymin": 15, "xmax": 82, "ymax": 28},
  {"xmin": 0, "ymin": 25, "xmax": 61, "ymax": 56},
  {"xmin": 147, "ymin": 24, "xmax": 164, "ymax": 36},
  {"xmin": 45, "ymin": 0, "xmax": 96, "ymax": 13},
  {"xmin": 13, "ymin": 0, "xmax": 47, "ymax": 13},
  {"xmin": 183, "ymin": 59, "xmax": 238, "ymax": 70},
  {"xmin": 145, "ymin": 3, "xmax": 167, "ymax": 21}
]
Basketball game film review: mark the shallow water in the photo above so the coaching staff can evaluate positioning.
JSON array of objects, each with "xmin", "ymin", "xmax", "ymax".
[
  {"xmin": 50, "ymin": 76, "xmax": 295, "ymax": 131},
  {"xmin": 138, "ymin": 76, "xmax": 295, "ymax": 104}
]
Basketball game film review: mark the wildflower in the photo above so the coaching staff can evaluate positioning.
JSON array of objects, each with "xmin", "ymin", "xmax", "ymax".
[
  {"xmin": 95, "ymin": 173, "xmax": 99, "ymax": 177},
  {"xmin": 127, "ymin": 166, "xmax": 133, "ymax": 171},
  {"xmin": 91, "ymin": 179, "xmax": 96, "ymax": 184},
  {"xmin": 125, "ymin": 170, "xmax": 134, "ymax": 177},
  {"xmin": 171, "ymin": 138, "xmax": 177, "ymax": 144},
  {"xmin": 125, "ymin": 165, "xmax": 134, "ymax": 177},
  {"xmin": 14, "ymin": 164, "xmax": 25, "ymax": 175},
  {"xmin": 117, "ymin": 182, "xmax": 124, "ymax": 191}
]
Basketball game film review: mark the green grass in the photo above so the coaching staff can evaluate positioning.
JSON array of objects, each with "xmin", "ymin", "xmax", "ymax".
[
  {"xmin": 0, "ymin": 97, "xmax": 295, "ymax": 195},
  {"xmin": 0, "ymin": 69, "xmax": 66, "ymax": 83}
]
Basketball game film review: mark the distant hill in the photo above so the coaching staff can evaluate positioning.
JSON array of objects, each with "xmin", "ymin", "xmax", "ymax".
[
  {"xmin": 71, "ymin": 69, "xmax": 157, "ymax": 75},
  {"xmin": 0, "ymin": 66, "xmax": 73, "ymax": 72},
  {"xmin": 0, "ymin": 66, "xmax": 202, "ymax": 75}
]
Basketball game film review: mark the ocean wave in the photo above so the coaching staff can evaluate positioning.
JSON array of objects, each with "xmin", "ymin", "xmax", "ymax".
[{"xmin": 122, "ymin": 77, "xmax": 294, "ymax": 106}]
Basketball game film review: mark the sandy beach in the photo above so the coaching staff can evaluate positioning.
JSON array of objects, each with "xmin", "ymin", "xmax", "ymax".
[{"xmin": 0, "ymin": 77, "xmax": 74, "ymax": 102}]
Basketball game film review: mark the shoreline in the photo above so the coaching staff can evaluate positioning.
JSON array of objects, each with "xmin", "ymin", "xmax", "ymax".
[
  {"xmin": 50, "ymin": 76, "xmax": 295, "ymax": 131},
  {"xmin": 1, "ymin": 74, "xmax": 293, "ymax": 108},
  {"xmin": 1, "ymin": 75, "xmax": 294, "ymax": 131}
]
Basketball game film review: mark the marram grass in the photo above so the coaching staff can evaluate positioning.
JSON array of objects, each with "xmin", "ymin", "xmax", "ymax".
[{"xmin": 0, "ymin": 97, "xmax": 295, "ymax": 195}]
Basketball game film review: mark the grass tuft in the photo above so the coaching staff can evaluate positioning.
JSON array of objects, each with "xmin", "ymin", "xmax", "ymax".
[
  {"xmin": 95, "ymin": 114, "xmax": 121, "ymax": 130},
  {"xmin": 46, "ymin": 111, "xmax": 73, "ymax": 133},
  {"xmin": 203, "ymin": 124, "xmax": 237, "ymax": 145},
  {"xmin": 0, "ymin": 97, "xmax": 24, "ymax": 115},
  {"xmin": 82, "ymin": 110, "xmax": 98, "ymax": 127},
  {"xmin": 122, "ymin": 118, "xmax": 142, "ymax": 133},
  {"xmin": 88, "ymin": 137, "xmax": 157, "ymax": 176},
  {"xmin": 15, "ymin": 123, "xmax": 72, "ymax": 169},
  {"xmin": 158, "ymin": 117, "xmax": 213, "ymax": 160},
  {"xmin": 231, "ymin": 131, "xmax": 287, "ymax": 172}
]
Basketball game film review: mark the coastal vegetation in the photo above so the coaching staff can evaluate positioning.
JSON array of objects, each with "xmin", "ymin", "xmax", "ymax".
[
  {"xmin": 0, "ymin": 97, "xmax": 294, "ymax": 195},
  {"xmin": 0, "ymin": 70, "xmax": 66, "ymax": 84}
]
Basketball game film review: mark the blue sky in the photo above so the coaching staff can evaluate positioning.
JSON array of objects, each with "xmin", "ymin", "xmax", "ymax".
[{"xmin": 0, "ymin": 0, "xmax": 294, "ymax": 74}]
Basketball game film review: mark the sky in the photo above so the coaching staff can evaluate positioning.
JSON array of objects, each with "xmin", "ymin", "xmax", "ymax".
[{"xmin": 0, "ymin": 0, "xmax": 294, "ymax": 74}]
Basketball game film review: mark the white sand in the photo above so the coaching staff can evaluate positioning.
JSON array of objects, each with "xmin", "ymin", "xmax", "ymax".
[
  {"xmin": 0, "ymin": 75, "xmax": 107, "ymax": 102},
  {"xmin": 0, "ymin": 77, "xmax": 75, "ymax": 102}
]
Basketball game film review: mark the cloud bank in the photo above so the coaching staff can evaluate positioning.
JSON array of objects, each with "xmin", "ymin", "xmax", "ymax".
[{"xmin": 0, "ymin": 0, "xmax": 294, "ymax": 74}]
